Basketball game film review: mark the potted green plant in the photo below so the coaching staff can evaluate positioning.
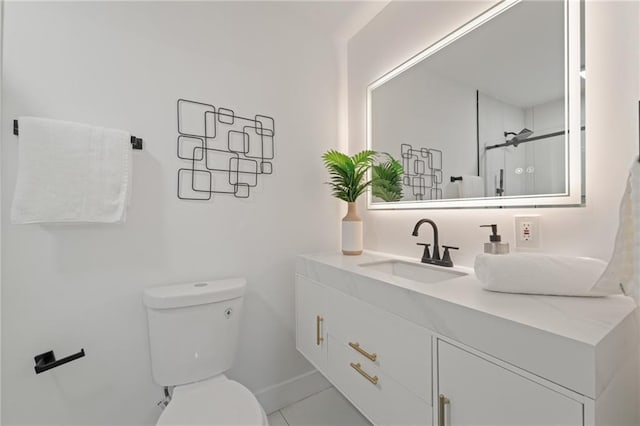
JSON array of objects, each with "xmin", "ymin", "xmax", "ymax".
[
  {"xmin": 322, "ymin": 149, "xmax": 377, "ymax": 255},
  {"xmin": 322, "ymin": 149, "xmax": 376, "ymax": 255}
]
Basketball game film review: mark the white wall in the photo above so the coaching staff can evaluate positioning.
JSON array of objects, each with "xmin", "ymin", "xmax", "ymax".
[
  {"xmin": 349, "ymin": 1, "xmax": 638, "ymax": 266},
  {"xmin": 1, "ymin": 2, "xmax": 348, "ymax": 424}
]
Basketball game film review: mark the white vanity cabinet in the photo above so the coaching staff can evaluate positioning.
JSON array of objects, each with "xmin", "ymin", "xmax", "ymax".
[
  {"xmin": 295, "ymin": 274, "xmax": 586, "ymax": 426},
  {"xmin": 295, "ymin": 252, "xmax": 638, "ymax": 426},
  {"xmin": 437, "ymin": 340, "xmax": 583, "ymax": 426}
]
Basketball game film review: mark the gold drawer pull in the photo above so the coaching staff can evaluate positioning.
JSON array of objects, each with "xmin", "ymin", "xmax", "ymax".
[
  {"xmin": 348, "ymin": 342, "xmax": 377, "ymax": 362},
  {"xmin": 350, "ymin": 362, "xmax": 379, "ymax": 385},
  {"xmin": 438, "ymin": 394, "xmax": 450, "ymax": 426},
  {"xmin": 316, "ymin": 316, "xmax": 324, "ymax": 346}
]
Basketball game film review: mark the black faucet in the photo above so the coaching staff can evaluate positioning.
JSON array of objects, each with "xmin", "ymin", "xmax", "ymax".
[
  {"xmin": 412, "ymin": 219, "xmax": 458, "ymax": 267},
  {"xmin": 412, "ymin": 219, "xmax": 440, "ymax": 260}
]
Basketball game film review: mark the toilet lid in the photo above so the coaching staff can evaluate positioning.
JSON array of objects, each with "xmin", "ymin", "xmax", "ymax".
[{"xmin": 157, "ymin": 378, "xmax": 266, "ymax": 425}]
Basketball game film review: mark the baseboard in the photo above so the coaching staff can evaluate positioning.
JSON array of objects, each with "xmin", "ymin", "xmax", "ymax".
[{"xmin": 254, "ymin": 369, "xmax": 332, "ymax": 415}]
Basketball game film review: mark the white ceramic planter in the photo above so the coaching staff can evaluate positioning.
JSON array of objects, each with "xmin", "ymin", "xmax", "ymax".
[{"xmin": 342, "ymin": 202, "xmax": 363, "ymax": 255}]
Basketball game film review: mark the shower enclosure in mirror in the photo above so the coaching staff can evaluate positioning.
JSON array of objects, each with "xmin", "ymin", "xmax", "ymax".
[{"xmin": 367, "ymin": 0, "xmax": 584, "ymax": 209}]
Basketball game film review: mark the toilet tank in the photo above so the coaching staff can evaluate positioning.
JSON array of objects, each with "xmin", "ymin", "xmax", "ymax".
[{"xmin": 143, "ymin": 278, "xmax": 246, "ymax": 386}]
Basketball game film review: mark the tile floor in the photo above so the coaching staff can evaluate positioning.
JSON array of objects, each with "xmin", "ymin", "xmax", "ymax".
[{"xmin": 267, "ymin": 387, "xmax": 371, "ymax": 426}]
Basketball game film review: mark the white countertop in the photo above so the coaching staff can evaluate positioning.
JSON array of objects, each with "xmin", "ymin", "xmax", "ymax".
[{"xmin": 296, "ymin": 250, "xmax": 638, "ymax": 400}]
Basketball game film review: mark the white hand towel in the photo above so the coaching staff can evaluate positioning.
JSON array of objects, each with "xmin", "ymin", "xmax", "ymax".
[
  {"xmin": 459, "ymin": 175, "xmax": 484, "ymax": 198},
  {"xmin": 11, "ymin": 117, "xmax": 131, "ymax": 224},
  {"xmin": 475, "ymin": 253, "xmax": 609, "ymax": 297},
  {"xmin": 591, "ymin": 161, "xmax": 640, "ymax": 297}
]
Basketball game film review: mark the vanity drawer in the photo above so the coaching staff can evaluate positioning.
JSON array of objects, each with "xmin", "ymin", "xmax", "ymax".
[
  {"xmin": 327, "ymin": 287, "xmax": 432, "ymax": 403},
  {"xmin": 327, "ymin": 335, "xmax": 432, "ymax": 425}
]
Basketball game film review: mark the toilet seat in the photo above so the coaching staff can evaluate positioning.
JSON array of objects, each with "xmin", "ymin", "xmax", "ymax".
[{"xmin": 157, "ymin": 376, "xmax": 267, "ymax": 425}]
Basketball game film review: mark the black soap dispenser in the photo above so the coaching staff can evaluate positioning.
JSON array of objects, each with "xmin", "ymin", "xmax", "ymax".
[{"xmin": 480, "ymin": 224, "xmax": 510, "ymax": 255}]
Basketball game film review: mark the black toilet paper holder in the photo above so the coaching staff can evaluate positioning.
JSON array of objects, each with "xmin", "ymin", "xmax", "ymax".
[{"xmin": 34, "ymin": 348, "xmax": 85, "ymax": 374}]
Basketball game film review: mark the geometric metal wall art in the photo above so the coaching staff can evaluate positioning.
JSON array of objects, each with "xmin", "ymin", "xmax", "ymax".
[
  {"xmin": 400, "ymin": 143, "xmax": 443, "ymax": 201},
  {"xmin": 176, "ymin": 98, "xmax": 275, "ymax": 200}
]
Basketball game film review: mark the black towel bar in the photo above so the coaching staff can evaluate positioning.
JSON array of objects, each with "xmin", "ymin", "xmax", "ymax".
[
  {"xmin": 34, "ymin": 348, "xmax": 85, "ymax": 374},
  {"xmin": 450, "ymin": 176, "xmax": 463, "ymax": 182},
  {"xmin": 13, "ymin": 119, "xmax": 143, "ymax": 150}
]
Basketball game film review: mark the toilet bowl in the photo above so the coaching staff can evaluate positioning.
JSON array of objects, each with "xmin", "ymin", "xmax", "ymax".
[
  {"xmin": 143, "ymin": 278, "xmax": 268, "ymax": 425},
  {"xmin": 157, "ymin": 376, "xmax": 267, "ymax": 425}
]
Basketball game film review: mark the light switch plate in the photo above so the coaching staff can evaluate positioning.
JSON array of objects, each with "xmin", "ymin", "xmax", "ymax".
[{"xmin": 514, "ymin": 215, "xmax": 540, "ymax": 249}]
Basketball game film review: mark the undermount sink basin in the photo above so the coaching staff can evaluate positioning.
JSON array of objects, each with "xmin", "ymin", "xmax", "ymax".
[{"xmin": 358, "ymin": 259, "xmax": 467, "ymax": 284}]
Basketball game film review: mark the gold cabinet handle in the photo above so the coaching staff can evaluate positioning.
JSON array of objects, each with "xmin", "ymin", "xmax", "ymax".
[
  {"xmin": 350, "ymin": 362, "xmax": 379, "ymax": 385},
  {"xmin": 438, "ymin": 394, "xmax": 450, "ymax": 426},
  {"xmin": 316, "ymin": 316, "xmax": 324, "ymax": 346},
  {"xmin": 348, "ymin": 342, "xmax": 377, "ymax": 362}
]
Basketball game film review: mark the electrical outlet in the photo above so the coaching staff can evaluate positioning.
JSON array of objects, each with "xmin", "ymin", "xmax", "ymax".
[
  {"xmin": 521, "ymin": 221, "xmax": 532, "ymax": 241},
  {"xmin": 514, "ymin": 215, "xmax": 540, "ymax": 249}
]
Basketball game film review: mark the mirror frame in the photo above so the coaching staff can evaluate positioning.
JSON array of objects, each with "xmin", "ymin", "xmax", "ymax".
[{"xmin": 366, "ymin": 0, "xmax": 582, "ymax": 209}]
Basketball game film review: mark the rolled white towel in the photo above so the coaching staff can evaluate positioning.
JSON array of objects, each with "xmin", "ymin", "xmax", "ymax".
[{"xmin": 474, "ymin": 253, "xmax": 609, "ymax": 297}]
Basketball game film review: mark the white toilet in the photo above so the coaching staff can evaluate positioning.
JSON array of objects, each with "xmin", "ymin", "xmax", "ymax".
[{"xmin": 143, "ymin": 278, "xmax": 268, "ymax": 425}]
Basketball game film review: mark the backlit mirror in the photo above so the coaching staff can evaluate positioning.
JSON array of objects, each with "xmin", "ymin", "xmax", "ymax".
[{"xmin": 367, "ymin": 0, "xmax": 584, "ymax": 209}]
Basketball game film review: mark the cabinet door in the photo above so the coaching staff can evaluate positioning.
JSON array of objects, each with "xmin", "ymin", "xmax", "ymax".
[
  {"xmin": 295, "ymin": 275, "xmax": 328, "ymax": 371},
  {"xmin": 437, "ymin": 340, "xmax": 583, "ymax": 426}
]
